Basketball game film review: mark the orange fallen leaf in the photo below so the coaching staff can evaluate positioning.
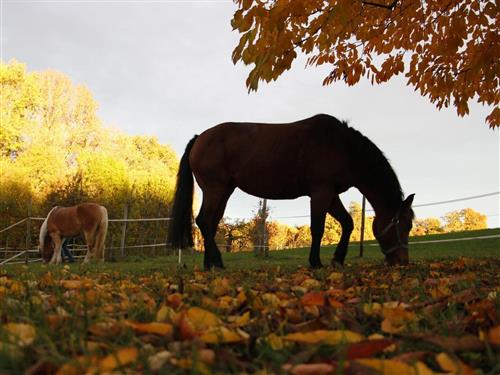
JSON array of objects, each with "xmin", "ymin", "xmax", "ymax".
[
  {"xmin": 283, "ymin": 362, "xmax": 335, "ymax": 375},
  {"xmin": 487, "ymin": 325, "xmax": 500, "ymax": 345},
  {"xmin": 98, "ymin": 347, "xmax": 138, "ymax": 372},
  {"xmin": 345, "ymin": 339, "xmax": 396, "ymax": 360},
  {"xmin": 301, "ymin": 291, "xmax": 325, "ymax": 306},
  {"xmin": 124, "ymin": 321, "xmax": 173, "ymax": 337}
]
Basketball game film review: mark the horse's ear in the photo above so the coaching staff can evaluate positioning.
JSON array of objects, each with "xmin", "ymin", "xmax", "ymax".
[{"xmin": 402, "ymin": 194, "xmax": 415, "ymax": 210}]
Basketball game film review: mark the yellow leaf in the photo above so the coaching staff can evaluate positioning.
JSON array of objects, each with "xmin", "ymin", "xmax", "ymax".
[
  {"xmin": 436, "ymin": 352, "xmax": 475, "ymax": 375},
  {"xmin": 284, "ymin": 330, "xmax": 363, "ymax": 345},
  {"xmin": 211, "ymin": 277, "xmax": 231, "ymax": 296},
  {"xmin": 363, "ymin": 302, "xmax": 382, "ymax": 316},
  {"xmin": 186, "ymin": 307, "xmax": 222, "ymax": 331},
  {"xmin": 355, "ymin": 358, "xmax": 436, "ymax": 375},
  {"xmin": 200, "ymin": 326, "xmax": 246, "ymax": 344},
  {"xmin": 267, "ymin": 333, "xmax": 285, "ymax": 350},
  {"xmin": 156, "ymin": 305, "xmax": 178, "ymax": 323},
  {"xmin": 4, "ymin": 323, "xmax": 36, "ymax": 346},
  {"xmin": 124, "ymin": 321, "xmax": 173, "ymax": 337},
  {"xmin": 231, "ymin": 311, "xmax": 251, "ymax": 327},
  {"xmin": 98, "ymin": 347, "xmax": 138, "ymax": 372}
]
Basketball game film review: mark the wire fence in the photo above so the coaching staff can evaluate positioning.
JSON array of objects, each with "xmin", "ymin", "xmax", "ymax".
[{"xmin": 0, "ymin": 191, "xmax": 498, "ymax": 265}]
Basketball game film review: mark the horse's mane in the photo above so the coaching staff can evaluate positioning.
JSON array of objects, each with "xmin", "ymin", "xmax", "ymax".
[
  {"xmin": 39, "ymin": 206, "xmax": 58, "ymax": 249},
  {"xmin": 329, "ymin": 116, "xmax": 404, "ymax": 210}
]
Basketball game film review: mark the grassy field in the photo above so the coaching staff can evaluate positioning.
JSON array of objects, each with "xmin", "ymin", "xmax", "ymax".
[
  {"xmin": 67, "ymin": 227, "xmax": 499, "ymax": 273},
  {"xmin": 0, "ymin": 229, "xmax": 499, "ymax": 374}
]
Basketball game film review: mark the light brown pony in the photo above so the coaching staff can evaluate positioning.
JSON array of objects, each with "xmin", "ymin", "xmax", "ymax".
[{"xmin": 39, "ymin": 203, "xmax": 108, "ymax": 264}]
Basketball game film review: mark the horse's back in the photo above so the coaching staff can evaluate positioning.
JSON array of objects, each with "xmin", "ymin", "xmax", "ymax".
[
  {"xmin": 190, "ymin": 114, "xmax": 351, "ymax": 198},
  {"xmin": 48, "ymin": 203, "xmax": 104, "ymax": 236}
]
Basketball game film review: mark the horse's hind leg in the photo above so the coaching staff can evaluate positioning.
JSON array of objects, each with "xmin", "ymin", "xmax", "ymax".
[
  {"xmin": 328, "ymin": 196, "xmax": 354, "ymax": 265},
  {"xmin": 195, "ymin": 185, "xmax": 234, "ymax": 269},
  {"xmin": 309, "ymin": 191, "xmax": 333, "ymax": 268}
]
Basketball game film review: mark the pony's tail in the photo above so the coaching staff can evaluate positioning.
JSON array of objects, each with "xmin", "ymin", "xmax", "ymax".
[
  {"xmin": 94, "ymin": 206, "xmax": 108, "ymax": 260},
  {"xmin": 168, "ymin": 135, "xmax": 198, "ymax": 249}
]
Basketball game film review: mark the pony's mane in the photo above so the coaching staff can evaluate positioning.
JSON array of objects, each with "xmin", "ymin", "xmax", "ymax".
[
  {"xmin": 334, "ymin": 118, "xmax": 404, "ymax": 210},
  {"xmin": 39, "ymin": 206, "xmax": 58, "ymax": 250}
]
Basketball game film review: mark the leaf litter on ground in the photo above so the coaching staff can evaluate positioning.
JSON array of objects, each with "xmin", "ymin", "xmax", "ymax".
[{"xmin": 0, "ymin": 257, "xmax": 498, "ymax": 374}]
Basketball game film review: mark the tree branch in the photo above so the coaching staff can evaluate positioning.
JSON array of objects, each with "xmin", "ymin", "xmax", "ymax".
[{"xmin": 362, "ymin": 0, "xmax": 399, "ymax": 10}]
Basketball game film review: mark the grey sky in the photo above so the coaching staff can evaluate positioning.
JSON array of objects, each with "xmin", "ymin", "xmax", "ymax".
[{"xmin": 2, "ymin": 0, "xmax": 499, "ymax": 227}]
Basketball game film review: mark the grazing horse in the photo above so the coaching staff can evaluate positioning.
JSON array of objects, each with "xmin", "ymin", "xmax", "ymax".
[
  {"xmin": 39, "ymin": 203, "xmax": 108, "ymax": 264},
  {"xmin": 168, "ymin": 114, "xmax": 414, "ymax": 269}
]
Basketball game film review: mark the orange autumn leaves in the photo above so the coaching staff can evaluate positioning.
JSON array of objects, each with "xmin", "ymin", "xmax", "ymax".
[
  {"xmin": 0, "ymin": 258, "xmax": 499, "ymax": 374},
  {"xmin": 231, "ymin": 0, "xmax": 499, "ymax": 128}
]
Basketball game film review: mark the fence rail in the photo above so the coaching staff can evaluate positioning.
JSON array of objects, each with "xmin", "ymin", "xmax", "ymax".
[{"xmin": 1, "ymin": 191, "xmax": 498, "ymax": 265}]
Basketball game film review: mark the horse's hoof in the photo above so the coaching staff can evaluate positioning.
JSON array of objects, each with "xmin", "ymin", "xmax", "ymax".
[
  {"xmin": 309, "ymin": 262, "xmax": 323, "ymax": 269},
  {"xmin": 330, "ymin": 260, "xmax": 344, "ymax": 270},
  {"xmin": 204, "ymin": 263, "xmax": 225, "ymax": 271}
]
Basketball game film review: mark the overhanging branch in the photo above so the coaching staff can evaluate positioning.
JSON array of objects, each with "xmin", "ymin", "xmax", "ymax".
[{"xmin": 362, "ymin": 0, "xmax": 399, "ymax": 10}]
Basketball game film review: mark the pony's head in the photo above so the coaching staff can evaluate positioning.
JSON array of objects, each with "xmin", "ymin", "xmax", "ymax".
[
  {"xmin": 373, "ymin": 194, "xmax": 415, "ymax": 265},
  {"xmin": 39, "ymin": 236, "xmax": 54, "ymax": 263}
]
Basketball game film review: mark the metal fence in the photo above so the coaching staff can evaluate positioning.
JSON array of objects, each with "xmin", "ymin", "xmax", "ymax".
[{"xmin": 0, "ymin": 215, "xmax": 174, "ymax": 265}]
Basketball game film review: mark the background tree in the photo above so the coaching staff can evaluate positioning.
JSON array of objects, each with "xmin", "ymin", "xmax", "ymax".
[
  {"xmin": 411, "ymin": 217, "xmax": 443, "ymax": 236},
  {"xmin": 443, "ymin": 208, "xmax": 487, "ymax": 232},
  {"xmin": 0, "ymin": 60, "xmax": 179, "ymax": 250},
  {"xmin": 232, "ymin": 0, "xmax": 499, "ymax": 127}
]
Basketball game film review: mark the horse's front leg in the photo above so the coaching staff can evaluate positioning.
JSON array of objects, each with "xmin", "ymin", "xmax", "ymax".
[
  {"xmin": 50, "ymin": 234, "xmax": 63, "ymax": 264},
  {"xmin": 328, "ymin": 196, "xmax": 354, "ymax": 266}
]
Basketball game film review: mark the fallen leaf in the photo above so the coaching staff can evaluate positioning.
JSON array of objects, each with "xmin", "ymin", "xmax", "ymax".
[
  {"xmin": 124, "ymin": 321, "xmax": 174, "ymax": 337},
  {"xmin": 435, "ymin": 352, "xmax": 475, "ymax": 375},
  {"xmin": 301, "ymin": 291, "xmax": 325, "ymax": 306},
  {"xmin": 98, "ymin": 347, "xmax": 138, "ymax": 372},
  {"xmin": 4, "ymin": 322, "xmax": 36, "ymax": 346},
  {"xmin": 284, "ymin": 330, "xmax": 363, "ymax": 345},
  {"xmin": 345, "ymin": 339, "xmax": 396, "ymax": 360},
  {"xmin": 283, "ymin": 362, "xmax": 335, "ymax": 375},
  {"xmin": 487, "ymin": 325, "xmax": 500, "ymax": 345},
  {"xmin": 147, "ymin": 350, "xmax": 172, "ymax": 371},
  {"xmin": 354, "ymin": 358, "xmax": 435, "ymax": 375},
  {"xmin": 200, "ymin": 326, "xmax": 246, "ymax": 344},
  {"xmin": 186, "ymin": 307, "xmax": 222, "ymax": 331}
]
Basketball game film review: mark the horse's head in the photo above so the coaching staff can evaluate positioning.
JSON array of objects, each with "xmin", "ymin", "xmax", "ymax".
[
  {"xmin": 373, "ymin": 194, "xmax": 415, "ymax": 265},
  {"xmin": 39, "ymin": 236, "xmax": 54, "ymax": 263}
]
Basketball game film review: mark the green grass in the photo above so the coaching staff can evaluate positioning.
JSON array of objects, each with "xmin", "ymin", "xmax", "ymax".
[
  {"xmin": 0, "ymin": 228, "xmax": 499, "ymax": 374},
  {"xmin": 6, "ymin": 228, "xmax": 498, "ymax": 275}
]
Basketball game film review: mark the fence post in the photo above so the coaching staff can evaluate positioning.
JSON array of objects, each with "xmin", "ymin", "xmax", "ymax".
[
  {"xmin": 25, "ymin": 198, "xmax": 32, "ymax": 264},
  {"xmin": 120, "ymin": 203, "xmax": 129, "ymax": 258},
  {"xmin": 359, "ymin": 196, "xmax": 366, "ymax": 258}
]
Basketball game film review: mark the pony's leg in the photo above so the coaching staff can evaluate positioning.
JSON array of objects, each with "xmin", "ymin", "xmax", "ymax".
[
  {"xmin": 195, "ymin": 186, "xmax": 234, "ymax": 269},
  {"xmin": 50, "ymin": 234, "xmax": 63, "ymax": 264},
  {"xmin": 328, "ymin": 196, "xmax": 354, "ymax": 266},
  {"xmin": 83, "ymin": 230, "xmax": 96, "ymax": 263},
  {"xmin": 309, "ymin": 191, "xmax": 332, "ymax": 268}
]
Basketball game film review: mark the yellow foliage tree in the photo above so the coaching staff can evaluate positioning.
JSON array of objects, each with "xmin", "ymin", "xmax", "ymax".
[{"xmin": 232, "ymin": 0, "xmax": 499, "ymax": 127}]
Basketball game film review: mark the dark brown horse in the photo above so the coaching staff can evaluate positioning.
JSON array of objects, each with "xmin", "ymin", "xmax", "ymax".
[
  {"xmin": 39, "ymin": 203, "xmax": 108, "ymax": 264},
  {"xmin": 168, "ymin": 114, "xmax": 414, "ymax": 269}
]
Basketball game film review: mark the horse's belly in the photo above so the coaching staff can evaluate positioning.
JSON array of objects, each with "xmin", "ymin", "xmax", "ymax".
[{"xmin": 235, "ymin": 174, "xmax": 306, "ymax": 200}]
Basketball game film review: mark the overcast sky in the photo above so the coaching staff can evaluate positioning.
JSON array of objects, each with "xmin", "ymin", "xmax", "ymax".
[{"xmin": 2, "ymin": 0, "xmax": 499, "ymax": 227}]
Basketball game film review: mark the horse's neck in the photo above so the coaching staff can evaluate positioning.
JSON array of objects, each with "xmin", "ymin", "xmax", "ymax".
[
  {"xmin": 357, "ymin": 182, "xmax": 401, "ymax": 219},
  {"xmin": 39, "ymin": 207, "xmax": 58, "ymax": 244}
]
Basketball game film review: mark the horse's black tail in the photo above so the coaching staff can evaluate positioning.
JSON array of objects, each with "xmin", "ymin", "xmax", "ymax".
[{"xmin": 167, "ymin": 135, "xmax": 198, "ymax": 249}]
